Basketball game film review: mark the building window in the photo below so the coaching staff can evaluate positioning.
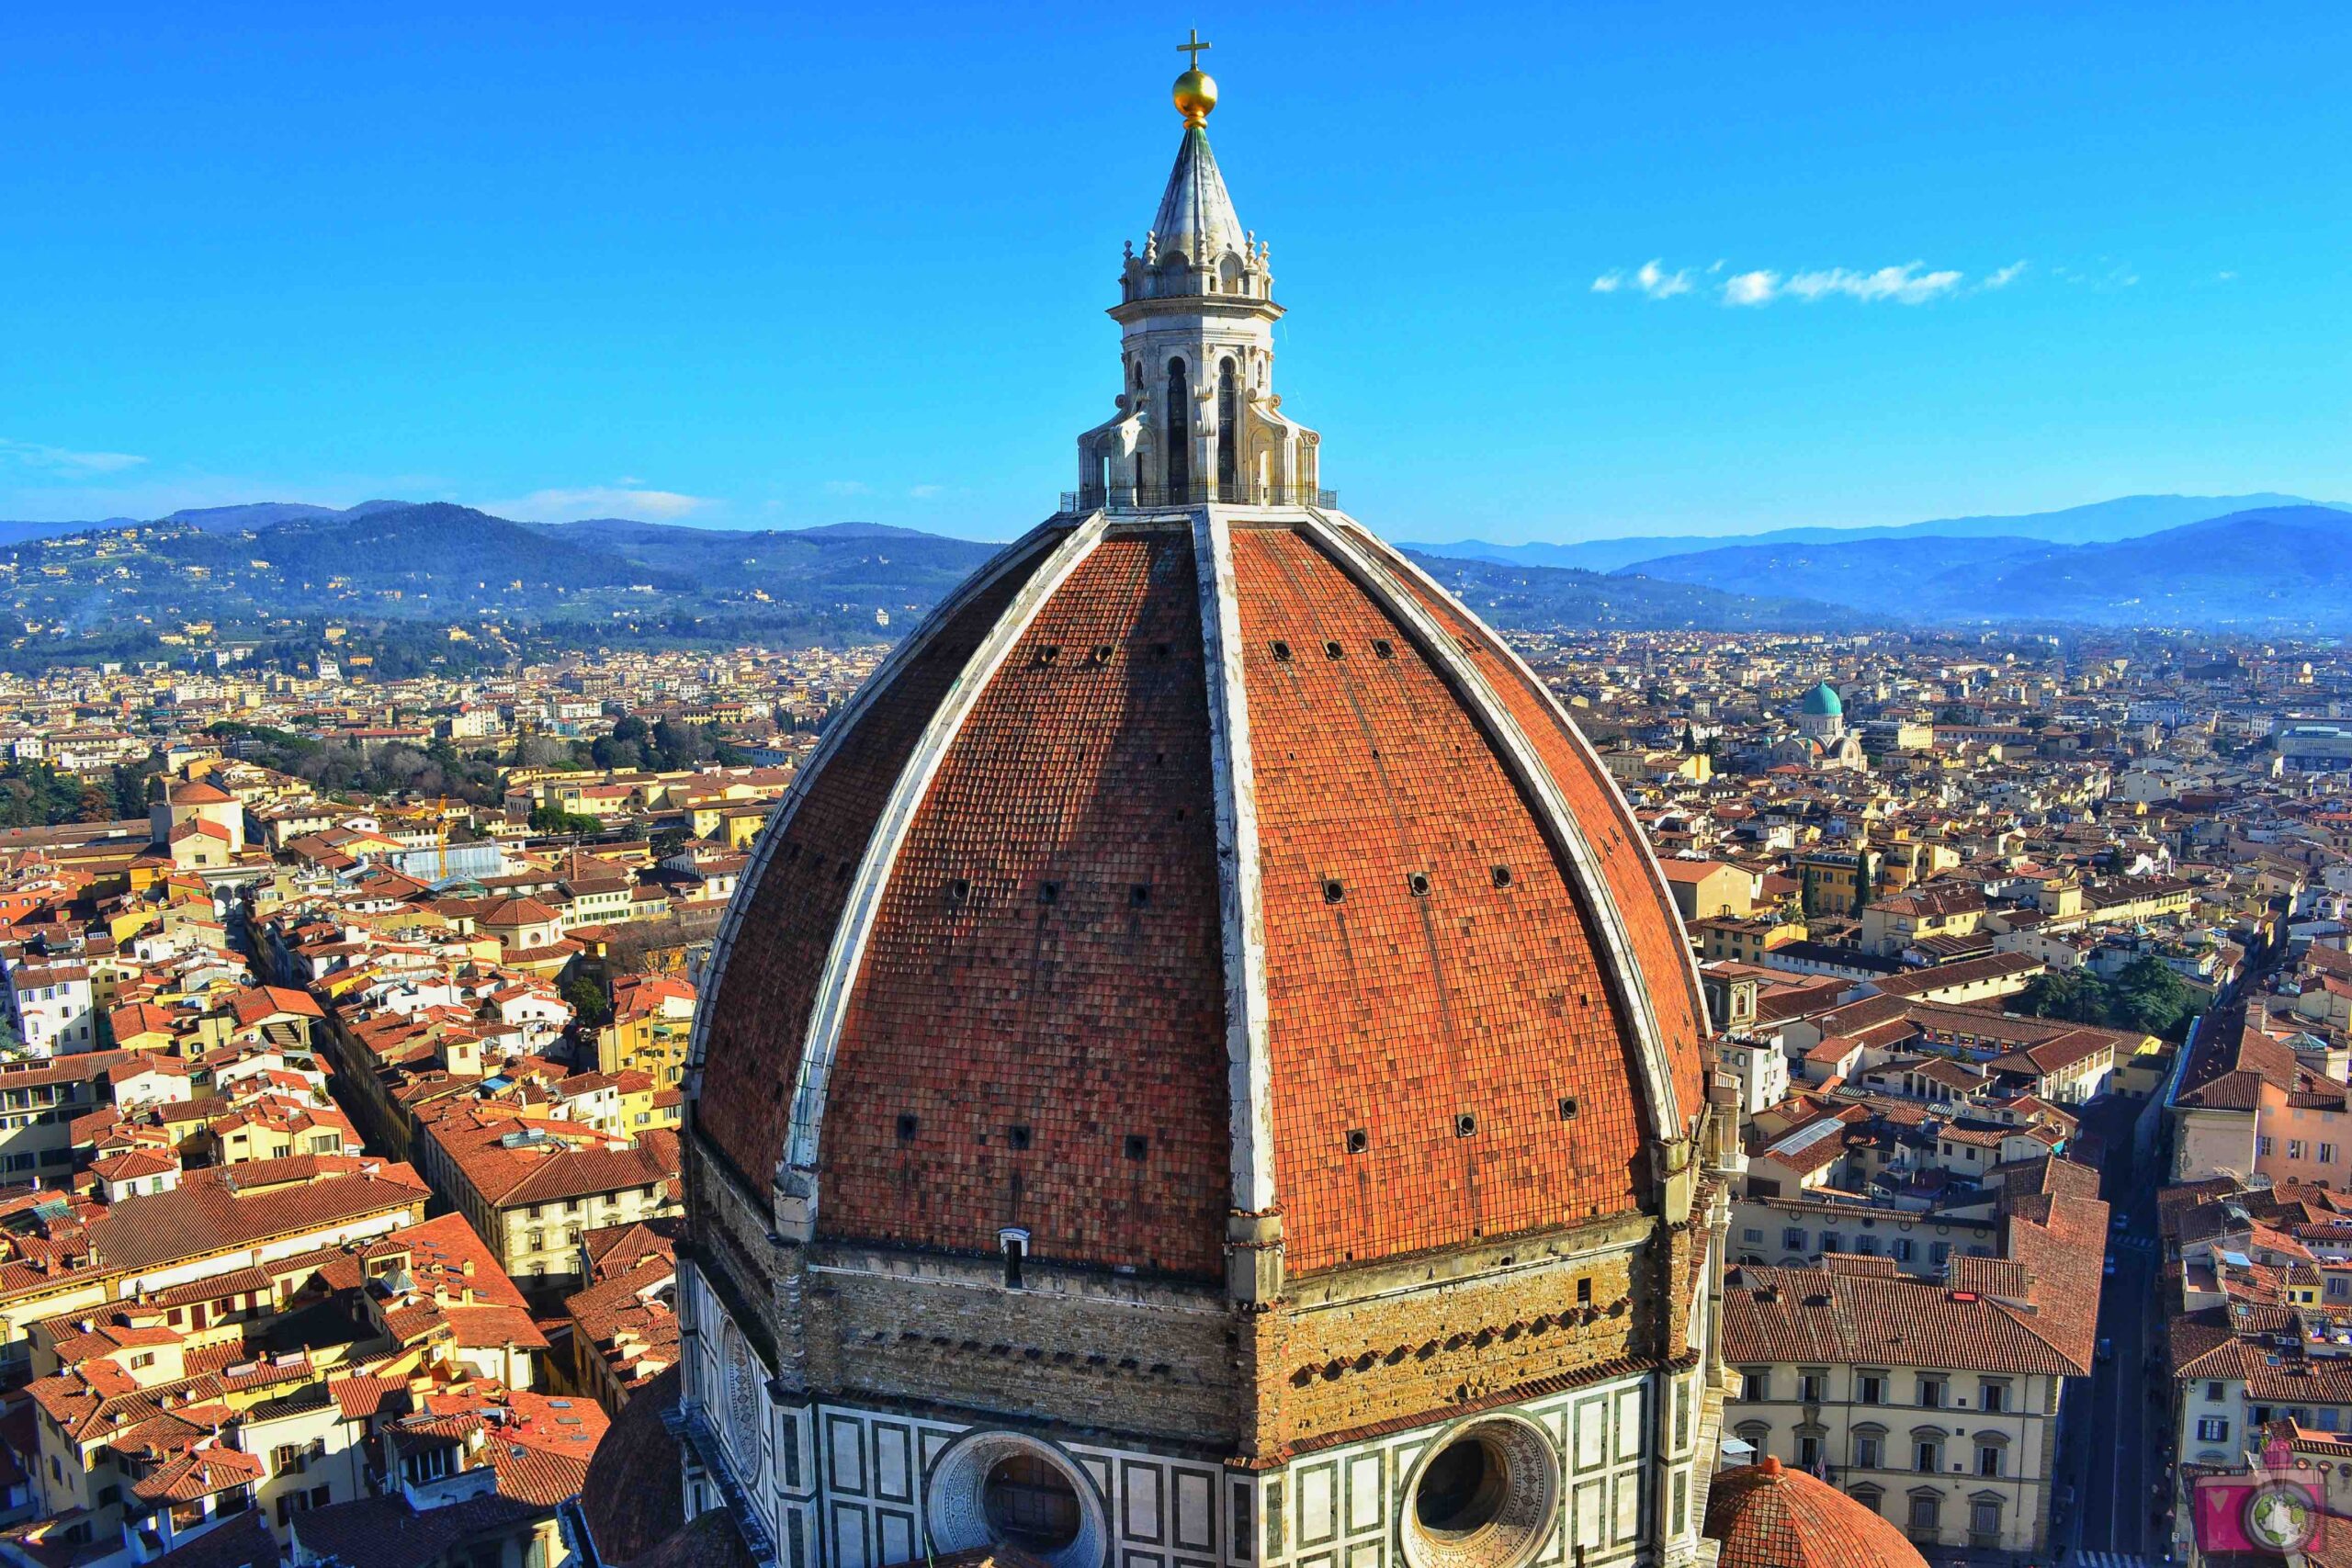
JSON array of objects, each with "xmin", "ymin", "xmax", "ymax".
[
  {"xmin": 1851, "ymin": 1486, "xmax": 1883, "ymax": 1516},
  {"xmin": 2260, "ymin": 1136, "xmax": 2275, "ymax": 1156},
  {"xmin": 1969, "ymin": 1496, "xmax": 2002, "ymax": 1544},
  {"xmin": 1917, "ymin": 1377, "xmax": 1946, "ymax": 1409},
  {"xmin": 1740, "ymin": 1369, "xmax": 1770, "ymax": 1403},
  {"xmin": 1854, "ymin": 1432, "xmax": 1883, "ymax": 1469},
  {"xmin": 1907, "ymin": 1493, "xmax": 1941, "ymax": 1535},
  {"xmin": 2198, "ymin": 1418, "xmax": 2230, "ymax": 1442},
  {"xmin": 1799, "ymin": 1370, "xmax": 1827, "ymax": 1402},
  {"xmin": 1822, "ymin": 1234, "xmax": 1842, "ymax": 1253},
  {"xmin": 2324, "ymin": 1144, "xmax": 2338, "ymax": 1164},
  {"xmin": 1782, "ymin": 1228, "xmax": 1806, "ymax": 1251},
  {"xmin": 1915, "ymin": 1439, "xmax": 1941, "ymax": 1473},
  {"xmin": 2291, "ymin": 1140, "xmax": 2307, "ymax": 1159},
  {"xmin": 1930, "ymin": 1242, "xmax": 1951, "ymax": 1265},
  {"xmin": 1858, "ymin": 1371, "xmax": 1886, "ymax": 1405},
  {"xmin": 1978, "ymin": 1381, "xmax": 2007, "ymax": 1413},
  {"xmin": 1976, "ymin": 1444, "xmax": 2003, "ymax": 1478},
  {"xmin": 1797, "ymin": 1434, "xmax": 1823, "ymax": 1470}
]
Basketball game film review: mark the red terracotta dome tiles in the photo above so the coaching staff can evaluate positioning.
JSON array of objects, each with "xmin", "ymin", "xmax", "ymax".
[
  {"xmin": 1229, "ymin": 526, "xmax": 1650, "ymax": 1274},
  {"xmin": 1704, "ymin": 1458, "xmax": 1928, "ymax": 1568},
  {"xmin": 695, "ymin": 541, "xmax": 1056, "ymax": 1195},
  {"xmin": 1373, "ymin": 546, "xmax": 1711, "ymax": 1127},
  {"xmin": 815, "ymin": 534, "xmax": 1230, "ymax": 1277}
]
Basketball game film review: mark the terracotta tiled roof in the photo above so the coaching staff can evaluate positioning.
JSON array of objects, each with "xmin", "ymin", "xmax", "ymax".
[
  {"xmin": 292, "ymin": 1492, "xmax": 546, "ymax": 1568},
  {"xmin": 1704, "ymin": 1457, "xmax": 1927, "ymax": 1568},
  {"xmin": 580, "ymin": 1366, "xmax": 682, "ymax": 1562}
]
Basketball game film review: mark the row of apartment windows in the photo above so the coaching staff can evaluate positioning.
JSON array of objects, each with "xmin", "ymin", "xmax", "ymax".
[
  {"xmin": 1740, "ymin": 1368, "xmax": 2010, "ymax": 1411},
  {"xmin": 523, "ymin": 1185, "xmax": 661, "ymax": 1220},
  {"xmin": 1741, "ymin": 1426, "xmax": 2016, "ymax": 1484},
  {"xmin": 2258, "ymin": 1136, "xmax": 2338, "ymax": 1162},
  {"xmin": 1742, "ymin": 1224, "xmax": 1992, "ymax": 1266}
]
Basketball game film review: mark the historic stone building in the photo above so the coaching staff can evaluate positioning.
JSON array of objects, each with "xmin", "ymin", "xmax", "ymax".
[{"xmin": 583, "ymin": 45, "xmax": 1760, "ymax": 1568}]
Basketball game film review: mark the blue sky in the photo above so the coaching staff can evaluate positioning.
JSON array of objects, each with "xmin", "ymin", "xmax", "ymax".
[{"xmin": 4, "ymin": 2, "xmax": 2346, "ymax": 543}]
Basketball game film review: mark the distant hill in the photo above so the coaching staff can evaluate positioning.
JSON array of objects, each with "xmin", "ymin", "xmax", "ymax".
[
  {"xmin": 1619, "ymin": 504, "xmax": 2352, "ymax": 628},
  {"xmin": 0, "ymin": 517, "xmax": 139, "ymax": 547},
  {"xmin": 0, "ymin": 502, "xmax": 1010, "ymax": 667},
  {"xmin": 1611, "ymin": 534, "xmax": 2054, "ymax": 604},
  {"xmin": 1408, "ymin": 492, "xmax": 2346, "ymax": 572},
  {"xmin": 1406, "ymin": 552, "xmax": 1879, "ymax": 633},
  {"xmin": 1915, "ymin": 506, "xmax": 2352, "ymax": 628}
]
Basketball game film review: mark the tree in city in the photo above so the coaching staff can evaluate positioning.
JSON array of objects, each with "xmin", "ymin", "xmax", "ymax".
[
  {"xmin": 2016, "ymin": 967, "xmax": 2112, "ymax": 1026},
  {"xmin": 2108, "ymin": 954, "xmax": 2205, "ymax": 1039},
  {"xmin": 529, "ymin": 805, "xmax": 603, "ymax": 837},
  {"xmin": 562, "ymin": 976, "xmax": 612, "ymax": 1027}
]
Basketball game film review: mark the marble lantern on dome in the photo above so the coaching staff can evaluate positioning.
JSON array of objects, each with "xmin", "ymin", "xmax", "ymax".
[{"xmin": 1074, "ymin": 53, "xmax": 1320, "ymax": 512}]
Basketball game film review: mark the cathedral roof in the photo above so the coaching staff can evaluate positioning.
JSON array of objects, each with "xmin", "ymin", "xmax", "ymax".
[
  {"xmin": 1800, "ymin": 681, "xmax": 1843, "ymax": 716},
  {"xmin": 1148, "ymin": 124, "xmax": 1246, "ymax": 265},
  {"xmin": 693, "ymin": 513, "xmax": 1709, "ymax": 1280},
  {"xmin": 1703, "ymin": 1457, "xmax": 1928, "ymax": 1568}
]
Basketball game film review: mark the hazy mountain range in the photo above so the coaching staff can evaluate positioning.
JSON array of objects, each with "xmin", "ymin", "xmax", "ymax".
[
  {"xmin": 1400, "ymin": 492, "xmax": 2345, "ymax": 573},
  {"xmin": 3, "ymin": 493, "xmax": 2346, "ymax": 667}
]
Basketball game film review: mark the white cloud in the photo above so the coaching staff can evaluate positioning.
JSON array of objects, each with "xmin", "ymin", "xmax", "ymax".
[
  {"xmin": 491, "ymin": 486, "xmax": 711, "ymax": 522},
  {"xmin": 909, "ymin": 484, "xmax": 944, "ymax": 499},
  {"xmin": 823, "ymin": 479, "xmax": 870, "ymax": 496},
  {"xmin": 0, "ymin": 438, "xmax": 148, "ymax": 476},
  {"xmin": 1782, "ymin": 263, "xmax": 1963, "ymax": 304},
  {"xmin": 1597, "ymin": 258, "xmax": 1991, "ymax": 308},
  {"xmin": 2216, "ymin": 269, "xmax": 2238, "ymax": 282},
  {"xmin": 1634, "ymin": 259, "xmax": 1693, "ymax": 299}
]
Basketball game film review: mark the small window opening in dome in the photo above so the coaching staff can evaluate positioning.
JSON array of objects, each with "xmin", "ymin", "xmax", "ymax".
[
  {"xmin": 1490, "ymin": 864, "xmax": 1512, "ymax": 888},
  {"xmin": 895, "ymin": 1114, "xmax": 919, "ymax": 1143},
  {"xmin": 1036, "ymin": 645, "xmax": 1060, "ymax": 665},
  {"xmin": 1558, "ymin": 1096, "xmax": 1579, "ymax": 1122},
  {"xmin": 1576, "ymin": 1276, "xmax": 1592, "ymax": 1304},
  {"xmin": 1271, "ymin": 640, "xmax": 1292, "ymax": 661},
  {"xmin": 1008, "ymin": 1124, "xmax": 1033, "ymax": 1151},
  {"xmin": 946, "ymin": 877, "xmax": 970, "ymax": 907},
  {"xmin": 1038, "ymin": 881, "xmax": 1060, "ymax": 905},
  {"xmin": 1322, "ymin": 640, "xmax": 1343, "ymax": 660},
  {"xmin": 835, "ymin": 861, "xmax": 853, "ymax": 884},
  {"xmin": 1153, "ymin": 641, "xmax": 1173, "ymax": 659},
  {"xmin": 1373, "ymin": 638, "xmax": 1396, "ymax": 660},
  {"xmin": 1344, "ymin": 1128, "xmax": 1369, "ymax": 1155},
  {"xmin": 1091, "ymin": 644, "xmax": 1113, "ymax": 665},
  {"xmin": 1408, "ymin": 871, "xmax": 1432, "ymax": 897},
  {"xmin": 1130, "ymin": 884, "xmax": 1150, "ymax": 908},
  {"xmin": 1124, "ymin": 1134, "xmax": 1148, "ymax": 1161},
  {"xmin": 1454, "ymin": 1112, "xmax": 1477, "ymax": 1138},
  {"xmin": 999, "ymin": 1229, "xmax": 1028, "ymax": 1290},
  {"xmin": 1322, "ymin": 878, "xmax": 1345, "ymax": 904}
]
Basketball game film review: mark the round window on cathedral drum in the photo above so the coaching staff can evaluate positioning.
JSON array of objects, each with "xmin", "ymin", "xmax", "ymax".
[
  {"xmin": 1413, "ymin": 1435, "xmax": 1509, "ymax": 1539},
  {"xmin": 981, "ymin": 1453, "xmax": 1082, "ymax": 1552},
  {"xmin": 1398, "ymin": 1416, "xmax": 1559, "ymax": 1568}
]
